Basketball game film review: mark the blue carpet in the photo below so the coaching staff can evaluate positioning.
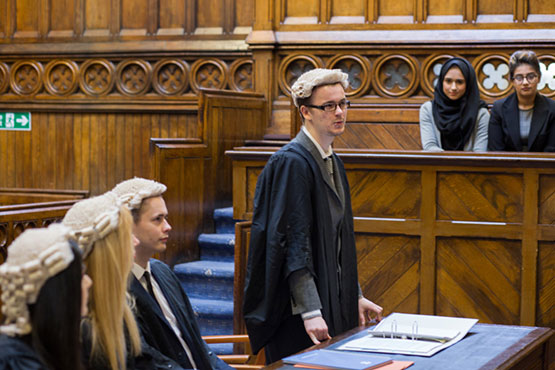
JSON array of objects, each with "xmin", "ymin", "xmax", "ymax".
[{"xmin": 173, "ymin": 207, "xmax": 237, "ymax": 355}]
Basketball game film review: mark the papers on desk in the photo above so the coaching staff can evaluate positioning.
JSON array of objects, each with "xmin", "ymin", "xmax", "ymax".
[{"xmin": 337, "ymin": 313, "xmax": 478, "ymax": 357}]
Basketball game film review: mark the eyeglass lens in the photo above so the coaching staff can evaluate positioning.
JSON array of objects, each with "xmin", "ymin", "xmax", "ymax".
[{"xmin": 514, "ymin": 73, "xmax": 538, "ymax": 82}]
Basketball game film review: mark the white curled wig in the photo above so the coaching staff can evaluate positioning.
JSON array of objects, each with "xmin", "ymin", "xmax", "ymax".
[{"xmin": 290, "ymin": 68, "xmax": 349, "ymax": 107}]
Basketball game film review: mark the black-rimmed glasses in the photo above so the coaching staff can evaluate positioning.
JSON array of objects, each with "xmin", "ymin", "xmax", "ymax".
[
  {"xmin": 513, "ymin": 73, "xmax": 538, "ymax": 83},
  {"xmin": 305, "ymin": 100, "xmax": 350, "ymax": 112}
]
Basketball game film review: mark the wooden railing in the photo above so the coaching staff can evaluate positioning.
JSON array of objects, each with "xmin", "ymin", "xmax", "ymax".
[{"xmin": 227, "ymin": 148, "xmax": 555, "ymax": 329}]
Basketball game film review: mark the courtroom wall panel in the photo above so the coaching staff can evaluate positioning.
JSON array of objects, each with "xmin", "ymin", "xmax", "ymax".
[
  {"xmin": 0, "ymin": 110, "xmax": 198, "ymax": 194},
  {"xmin": 228, "ymin": 149, "xmax": 555, "ymax": 328},
  {"xmin": 356, "ymin": 234, "xmax": 421, "ymax": 315},
  {"xmin": 0, "ymin": 0, "xmax": 254, "ymax": 42},
  {"xmin": 265, "ymin": 0, "xmax": 555, "ymax": 27}
]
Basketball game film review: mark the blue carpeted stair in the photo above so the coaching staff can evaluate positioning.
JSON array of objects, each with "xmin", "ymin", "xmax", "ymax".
[{"xmin": 173, "ymin": 207, "xmax": 236, "ymax": 354}]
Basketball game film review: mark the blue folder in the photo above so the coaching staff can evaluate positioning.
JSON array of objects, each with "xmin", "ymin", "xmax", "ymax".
[{"xmin": 283, "ymin": 349, "xmax": 393, "ymax": 370}]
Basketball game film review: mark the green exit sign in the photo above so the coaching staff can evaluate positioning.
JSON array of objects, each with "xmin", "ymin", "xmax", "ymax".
[{"xmin": 0, "ymin": 112, "xmax": 31, "ymax": 131}]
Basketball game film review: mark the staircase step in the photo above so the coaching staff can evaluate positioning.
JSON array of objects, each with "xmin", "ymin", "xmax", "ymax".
[
  {"xmin": 189, "ymin": 297, "xmax": 234, "ymax": 355},
  {"xmin": 189, "ymin": 297, "xmax": 233, "ymax": 334},
  {"xmin": 174, "ymin": 261, "xmax": 234, "ymax": 301},
  {"xmin": 198, "ymin": 233, "xmax": 235, "ymax": 262},
  {"xmin": 214, "ymin": 207, "xmax": 235, "ymax": 234}
]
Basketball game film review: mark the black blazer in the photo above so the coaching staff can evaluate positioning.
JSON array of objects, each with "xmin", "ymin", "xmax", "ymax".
[
  {"xmin": 130, "ymin": 259, "xmax": 231, "ymax": 370},
  {"xmin": 488, "ymin": 92, "xmax": 555, "ymax": 152}
]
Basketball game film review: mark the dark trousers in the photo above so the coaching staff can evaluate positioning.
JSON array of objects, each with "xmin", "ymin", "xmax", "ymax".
[{"xmin": 264, "ymin": 314, "xmax": 314, "ymax": 364}]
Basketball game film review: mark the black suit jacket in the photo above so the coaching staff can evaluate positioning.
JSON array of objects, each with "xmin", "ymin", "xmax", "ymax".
[
  {"xmin": 488, "ymin": 92, "xmax": 555, "ymax": 152},
  {"xmin": 130, "ymin": 259, "xmax": 231, "ymax": 370}
]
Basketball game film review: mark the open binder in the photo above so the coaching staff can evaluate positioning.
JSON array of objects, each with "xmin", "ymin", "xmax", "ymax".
[{"xmin": 337, "ymin": 313, "xmax": 478, "ymax": 357}]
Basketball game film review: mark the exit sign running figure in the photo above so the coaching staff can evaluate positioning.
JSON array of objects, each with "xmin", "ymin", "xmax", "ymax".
[{"xmin": 0, "ymin": 112, "xmax": 32, "ymax": 131}]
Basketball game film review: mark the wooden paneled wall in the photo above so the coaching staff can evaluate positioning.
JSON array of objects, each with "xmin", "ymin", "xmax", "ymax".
[
  {"xmin": 0, "ymin": 0, "xmax": 253, "ymax": 42},
  {"xmin": 228, "ymin": 149, "xmax": 555, "ymax": 329},
  {"xmin": 253, "ymin": 0, "xmax": 555, "ymax": 28}
]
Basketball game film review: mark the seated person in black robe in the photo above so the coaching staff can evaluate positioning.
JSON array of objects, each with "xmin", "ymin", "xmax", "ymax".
[
  {"xmin": 112, "ymin": 177, "xmax": 232, "ymax": 370},
  {"xmin": 0, "ymin": 224, "xmax": 89, "ymax": 370},
  {"xmin": 243, "ymin": 68, "xmax": 384, "ymax": 364}
]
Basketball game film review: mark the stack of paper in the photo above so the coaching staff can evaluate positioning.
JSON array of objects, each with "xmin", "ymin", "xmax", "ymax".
[{"xmin": 337, "ymin": 313, "xmax": 478, "ymax": 356}]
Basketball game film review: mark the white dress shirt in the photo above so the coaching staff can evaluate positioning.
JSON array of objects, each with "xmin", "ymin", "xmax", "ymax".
[{"xmin": 132, "ymin": 262, "xmax": 198, "ymax": 369}]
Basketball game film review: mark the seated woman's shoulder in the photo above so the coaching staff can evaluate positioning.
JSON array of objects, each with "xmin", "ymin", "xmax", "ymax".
[{"xmin": 0, "ymin": 335, "xmax": 45, "ymax": 370}]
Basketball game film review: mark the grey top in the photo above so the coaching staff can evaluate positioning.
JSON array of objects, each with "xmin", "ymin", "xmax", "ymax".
[
  {"xmin": 519, "ymin": 108, "xmax": 533, "ymax": 151},
  {"xmin": 419, "ymin": 101, "xmax": 490, "ymax": 152}
]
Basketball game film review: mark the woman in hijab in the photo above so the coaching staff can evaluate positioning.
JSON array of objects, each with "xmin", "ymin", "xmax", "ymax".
[{"xmin": 420, "ymin": 57, "xmax": 490, "ymax": 151}]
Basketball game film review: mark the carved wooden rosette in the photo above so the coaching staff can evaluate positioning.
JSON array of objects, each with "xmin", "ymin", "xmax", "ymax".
[
  {"xmin": 473, "ymin": 53, "xmax": 512, "ymax": 98},
  {"xmin": 43, "ymin": 60, "xmax": 80, "ymax": 96},
  {"xmin": 152, "ymin": 59, "xmax": 190, "ymax": 96},
  {"xmin": 327, "ymin": 54, "xmax": 372, "ymax": 98},
  {"xmin": 79, "ymin": 59, "xmax": 116, "ymax": 96},
  {"xmin": 115, "ymin": 60, "xmax": 153, "ymax": 96},
  {"xmin": 373, "ymin": 54, "xmax": 420, "ymax": 98},
  {"xmin": 278, "ymin": 54, "xmax": 323, "ymax": 97},
  {"xmin": 10, "ymin": 60, "xmax": 44, "ymax": 96},
  {"xmin": 190, "ymin": 59, "xmax": 228, "ymax": 93}
]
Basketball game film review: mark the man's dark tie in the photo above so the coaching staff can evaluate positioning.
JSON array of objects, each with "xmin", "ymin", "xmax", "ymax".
[{"xmin": 143, "ymin": 271, "xmax": 158, "ymax": 303}]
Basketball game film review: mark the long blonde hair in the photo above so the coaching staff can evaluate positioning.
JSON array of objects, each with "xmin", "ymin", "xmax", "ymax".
[{"xmin": 85, "ymin": 206, "xmax": 141, "ymax": 370}]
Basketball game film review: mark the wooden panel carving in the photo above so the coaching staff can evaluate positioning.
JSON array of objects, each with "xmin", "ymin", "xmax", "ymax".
[
  {"xmin": 1, "ymin": 0, "xmax": 253, "ymax": 41},
  {"xmin": 0, "ymin": 56, "xmax": 253, "ymax": 103},
  {"xmin": 85, "ymin": 0, "xmax": 111, "ymax": 34},
  {"xmin": 539, "ymin": 174, "xmax": 555, "ymax": 225},
  {"xmin": 228, "ymin": 149, "xmax": 555, "ymax": 327},
  {"xmin": 437, "ymin": 172, "xmax": 523, "ymax": 222},
  {"xmin": 0, "ymin": 111, "xmax": 198, "ymax": 195},
  {"xmin": 0, "ymin": 188, "xmax": 88, "ymax": 206},
  {"xmin": 233, "ymin": 221, "xmax": 252, "ymax": 335},
  {"xmin": 275, "ymin": 51, "xmax": 555, "ymax": 102},
  {"xmin": 436, "ymin": 237, "xmax": 521, "ymax": 325},
  {"xmin": 246, "ymin": 167, "xmax": 263, "ymax": 215},
  {"xmin": 537, "ymin": 241, "xmax": 554, "ymax": 328},
  {"xmin": 349, "ymin": 170, "xmax": 421, "ymax": 219},
  {"xmin": 334, "ymin": 123, "xmax": 421, "ymax": 150},
  {"xmin": 356, "ymin": 234, "xmax": 420, "ymax": 315}
]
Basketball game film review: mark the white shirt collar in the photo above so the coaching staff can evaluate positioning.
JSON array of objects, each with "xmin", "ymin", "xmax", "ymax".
[
  {"xmin": 302, "ymin": 126, "xmax": 333, "ymax": 159},
  {"xmin": 132, "ymin": 261, "xmax": 151, "ymax": 281}
]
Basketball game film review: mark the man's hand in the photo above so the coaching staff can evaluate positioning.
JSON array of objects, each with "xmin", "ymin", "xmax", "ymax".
[
  {"xmin": 358, "ymin": 297, "xmax": 383, "ymax": 326},
  {"xmin": 303, "ymin": 316, "xmax": 332, "ymax": 344}
]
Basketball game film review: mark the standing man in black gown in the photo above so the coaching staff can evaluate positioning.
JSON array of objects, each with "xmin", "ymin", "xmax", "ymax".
[{"xmin": 243, "ymin": 69, "xmax": 383, "ymax": 363}]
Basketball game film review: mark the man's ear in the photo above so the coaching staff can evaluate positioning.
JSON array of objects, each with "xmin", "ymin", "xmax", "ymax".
[{"xmin": 300, "ymin": 105, "xmax": 310, "ymax": 121}]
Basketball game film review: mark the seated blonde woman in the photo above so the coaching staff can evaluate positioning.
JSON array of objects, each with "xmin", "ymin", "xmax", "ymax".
[
  {"xmin": 63, "ymin": 192, "xmax": 181, "ymax": 370},
  {"xmin": 0, "ymin": 224, "xmax": 91, "ymax": 370}
]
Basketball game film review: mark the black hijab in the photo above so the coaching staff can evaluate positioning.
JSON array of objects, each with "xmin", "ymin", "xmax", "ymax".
[{"xmin": 432, "ymin": 57, "xmax": 487, "ymax": 150}]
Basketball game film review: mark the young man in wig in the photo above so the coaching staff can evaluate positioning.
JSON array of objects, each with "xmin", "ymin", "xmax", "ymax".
[
  {"xmin": 243, "ymin": 69, "xmax": 384, "ymax": 363},
  {"xmin": 113, "ymin": 177, "xmax": 232, "ymax": 370}
]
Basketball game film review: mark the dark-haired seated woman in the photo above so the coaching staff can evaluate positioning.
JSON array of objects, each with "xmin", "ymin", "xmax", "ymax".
[
  {"xmin": 420, "ymin": 57, "xmax": 490, "ymax": 151},
  {"xmin": 0, "ymin": 223, "xmax": 91, "ymax": 370},
  {"xmin": 488, "ymin": 50, "xmax": 555, "ymax": 152}
]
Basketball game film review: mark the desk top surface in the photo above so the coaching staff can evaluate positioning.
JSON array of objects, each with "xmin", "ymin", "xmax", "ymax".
[{"xmin": 263, "ymin": 323, "xmax": 553, "ymax": 370}]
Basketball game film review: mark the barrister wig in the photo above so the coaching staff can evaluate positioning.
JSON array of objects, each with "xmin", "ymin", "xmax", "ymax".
[
  {"xmin": 291, "ymin": 68, "xmax": 349, "ymax": 107},
  {"xmin": 112, "ymin": 177, "xmax": 167, "ymax": 223},
  {"xmin": 63, "ymin": 193, "xmax": 141, "ymax": 370},
  {"xmin": 0, "ymin": 224, "xmax": 83, "ymax": 370}
]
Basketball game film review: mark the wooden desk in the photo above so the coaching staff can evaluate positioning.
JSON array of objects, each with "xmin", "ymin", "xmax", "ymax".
[{"xmin": 263, "ymin": 324, "xmax": 554, "ymax": 370}]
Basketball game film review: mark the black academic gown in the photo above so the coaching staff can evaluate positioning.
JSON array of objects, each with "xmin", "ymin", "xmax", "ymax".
[
  {"xmin": 80, "ymin": 318, "xmax": 183, "ymax": 370},
  {"xmin": 243, "ymin": 136, "xmax": 360, "ymax": 356},
  {"xmin": 130, "ymin": 259, "xmax": 231, "ymax": 370},
  {"xmin": 0, "ymin": 335, "xmax": 45, "ymax": 370},
  {"xmin": 488, "ymin": 92, "xmax": 555, "ymax": 152}
]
